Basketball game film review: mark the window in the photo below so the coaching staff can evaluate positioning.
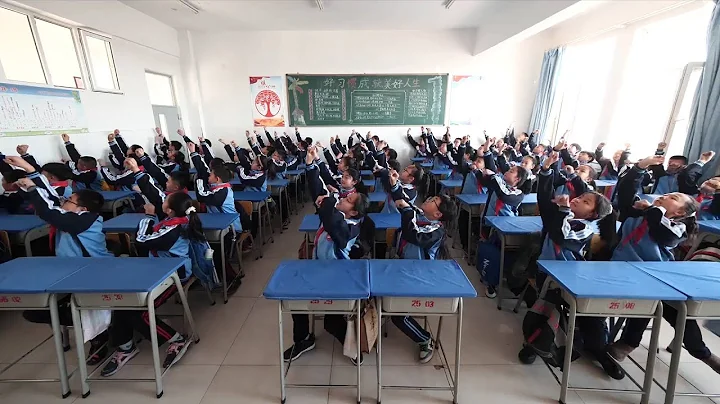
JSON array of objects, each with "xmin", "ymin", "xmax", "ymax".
[
  {"xmin": 0, "ymin": 7, "xmax": 45, "ymax": 84},
  {"xmin": 81, "ymin": 30, "xmax": 120, "ymax": 92},
  {"xmin": 35, "ymin": 19, "xmax": 83, "ymax": 88},
  {"xmin": 664, "ymin": 63, "xmax": 704, "ymax": 159},
  {"xmin": 145, "ymin": 72, "xmax": 175, "ymax": 106}
]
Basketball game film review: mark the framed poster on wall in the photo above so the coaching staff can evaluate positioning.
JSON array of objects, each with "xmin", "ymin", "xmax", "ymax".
[{"xmin": 250, "ymin": 76, "xmax": 286, "ymax": 127}]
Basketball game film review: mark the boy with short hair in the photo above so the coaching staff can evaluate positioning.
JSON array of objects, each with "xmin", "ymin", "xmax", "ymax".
[
  {"xmin": 389, "ymin": 168, "xmax": 457, "ymax": 362},
  {"xmin": 61, "ymin": 133, "xmax": 106, "ymax": 191}
]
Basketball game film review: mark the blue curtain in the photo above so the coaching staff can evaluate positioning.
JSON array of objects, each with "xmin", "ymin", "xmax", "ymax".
[
  {"xmin": 528, "ymin": 47, "xmax": 565, "ymax": 144},
  {"xmin": 684, "ymin": 0, "xmax": 720, "ymax": 179}
]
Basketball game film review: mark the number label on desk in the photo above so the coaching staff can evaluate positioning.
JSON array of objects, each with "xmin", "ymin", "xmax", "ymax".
[
  {"xmin": 309, "ymin": 299, "xmax": 335, "ymax": 305},
  {"xmin": 102, "ymin": 294, "xmax": 125, "ymax": 302},
  {"xmin": 607, "ymin": 301, "xmax": 637, "ymax": 311},
  {"xmin": 382, "ymin": 297, "xmax": 459, "ymax": 313},
  {"xmin": 0, "ymin": 295, "xmax": 21, "ymax": 304}
]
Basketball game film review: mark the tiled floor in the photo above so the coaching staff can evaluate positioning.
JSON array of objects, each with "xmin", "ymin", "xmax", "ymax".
[{"xmin": 2, "ymin": 204, "xmax": 720, "ymax": 403}]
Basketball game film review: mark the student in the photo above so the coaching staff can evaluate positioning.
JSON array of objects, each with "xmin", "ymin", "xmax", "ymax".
[
  {"xmin": 388, "ymin": 169, "xmax": 456, "ymax": 363},
  {"xmin": 551, "ymin": 142, "xmax": 596, "ymax": 199},
  {"xmin": 378, "ymin": 164, "xmax": 424, "ymax": 214},
  {"xmin": 606, "ymin": 156, "xmax": 720, "ymax": 372},
  {"xmin": 479, "ymin": 138, "xmax": 528, "ymax": 219},
  {"xmin": 100, "ymin": 192, "xmax": 199, "ymax": 376},
  {"xmin": 236, "ymin": 135, "xmax": 273, "ymax": 192},
  {"xmin": 697, "ymin": 176, "xmax": 720, "ymax": 221},
  {"xmin": 648, "ymin": 143, "xmax": 714, "ymax": 195},
  {"xmin": 190, "ymin": 143, "xmax": 241, "ymax": 231},
  {"xmin": 283, "ymin": 146, "xmax": 369, "ymax": 365},
  {"xmin": 406, "ymin": 128, "xmax": 430, "ymax": 159},
  {"xmin": 0, "ymin": 169, "xmax": 33, "ymax": 214},
  {"xmin": 677, "ymin": 151, "xmax": 716, "ymax": 196},
  {"xmin": 153, "ymin": 128, "xmax": 183, "ymax": 166},
  {"xmin": 9, "ymin": 156, "xmax": 114, "ymax": 364},
  {"xmin": 61, "ymin": 134, "xmax": 106, "ymax": 191},
  {"xmin": 595, "ymin": 143, "xmax": 631, "ymax": 180},
  {"xmin": 519, "ymin": 151, "xmax": 622, "ymax": 378}
]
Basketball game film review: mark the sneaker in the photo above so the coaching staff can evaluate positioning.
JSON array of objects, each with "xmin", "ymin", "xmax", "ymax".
[
  {"xmin": 100, "ymin": 345, "xmax": 139, "ymax": 377},
  {"xmin": 596, "ymin": 352, "xmax": 626, "ymax": 380},
  {"xmin": 701, "ymin": 354, "xmax": 720, "ymax": 374},
  {"xmin": 485, "ymin": 286, "xmax": 497, "ymax": 299},
  {"xmin": 518, "ymin": 345, "xmax": 537, "ymax": 365},
  {"xmin": 163, "ymin": 337, "xmax": 190, "ymax": 368},
  {"xmin": 419, "ymin": 340, "xmax": 434, "ymax": 364},
  {"xmin": 86, "ymin": 343, "xmax": 109, "ymax": 366},
  {"xmin": 283, "ymin": 335, "xmax": 316, "ymax": 362},
  {"xmin": 607, "ymin": 341, "xmax": 635, "ymax": 362},
  {"xmin": 350, "ymin": 353, "xmax": 364, "ymax": 366}
]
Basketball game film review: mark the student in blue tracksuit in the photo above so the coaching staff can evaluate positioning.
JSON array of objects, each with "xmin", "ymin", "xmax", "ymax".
[
  {"xmin": 61, "ymin": 133, "xmax": 105, "ymax": 191},
  {"xmin": 607, "ymin": 156, "xmax": 720, "ymax": 373},
  {"xmin": 697, "ymin": 176, "xmax": 720, "ymax": 221},
  {"xmin": 406, "ymin": 128, "xmax": 430, "ymax": 159},
  {"xmin": 100, "ymin": 191, "xmax": 202, "ymax": 377},
  {"xmin": 377, "ymin": 163, "xmax": 424, "ymax": 214},
  {"xmin": 40, "ymin": 163, "xmax": 74, "ymax": 199},
  {"xmin": 8, "ymin": 155, "xmax": 114, "ymax": 365},
  {"xmin": 647, "ymin": 142, "xmax": 714, "ymax": 195},
  {"xmin": 284, "ymin": 146, "xmax": 369, "ymax": 365},
  {"xmin": 519, "ymin": 151, "xmax": 622, "ymax": 379},
  {"xmin": 388, "ymin": 168, "xmax": 456, "ymax": 363}
]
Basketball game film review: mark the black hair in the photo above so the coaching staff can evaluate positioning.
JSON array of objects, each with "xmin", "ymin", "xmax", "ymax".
[
  {"xmin": 167, "ymin": 192, "xmax": 205, "ymax": 242},
  {"xmin": 173, "ymin": 151, "xmax": 187, "ymax": 164},
  {"xmin": 514, "ymin": 166, "xmax": 530, "ymax": 188},
  {"xmin": 169, "ymin": 171, "xmax": 190, "ymax": 190},
  {"xmin": 212, "ymin": 164, "xmax": 233, "ymax": 183},
  {"xmin": 170, "ymin": 140, "xmax": 183, "ymax": 152},
  {"xmin": 275, "ymin": 149, "xmax": 287, "ymax": 160},
  {"xmin": 371, "ymin": 135, "xmax": 380, "ymax": 143},
  {"xmin": 386, "ymin": 148, "xmax": 398, "ymax": 161},
  {"xmin": 580, "ymin": 151, "xmax": 596, "ymax": 162},
  {"xmin": 670, "ymin": 155, "xmax": 689, "ymax": 165},
  {"xmin": 437, "ymin": 194, "xmax": 457, "ymax": 223},
  {"xmin": 679, "ymin": 195, "xmax": 700, "ymax": 236},
  {"xmin": 570, "ymin": 143, "xmax": 582, "ymax": 151},
  {"xmin": 299, "ymin": 140, "xmax": 309, "ymax": 150},
  {"xmin": 410, "ymin": 165, "xmax": 426, "ymax": 188},
  {"xmin": 265, "ymin": 146, "xmax": 275, "ymax": 156},
  {"xmin": 130, "ymin": 144, "xmax": 143, "ymax": 154},
  {"xmin": 78, "ymin": 156, "xmax": 97, "ymax": 169},
  {"xmin": 345, "ymin": 167, "xmax": 360, "ymax": 184},
  {"xmin": 579, "ymin": 164, "xmax": 598, "ymax": 180},
  {"xmin": 210, "ymin": 157, "xmax": 226, "ymax": 171},
  {"xmin": 258, "ymin": 155, "xmax": 278, "ymax": 180},
  {"xmin": 74, "ymin": 189, "xmax": 105, "ymax": 213},
  {"xmin": 304, "ymin": 137, "xmax": 313, "ymax": 145},
  {"xmin": 341, "ymin": 156, "xmax": 357, "ymax": 170},
  {"xmin": 351, "ymin": 192, "xmax": 369, "ymax": 219},
  {"xmin": 388, "ymin": 159, "xmax": 401, "ymax": 173},
  {"xmin": 41, "ymin": 163, "xmax": 72, "ymax": 181},
  {"xmin": 3, "ymin": 169, "xmax": 26, "ymax": 183}
]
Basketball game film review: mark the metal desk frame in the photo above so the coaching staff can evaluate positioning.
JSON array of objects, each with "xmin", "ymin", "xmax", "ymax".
[{"xmin": 69, "ymin": 271, "xmax": 199, "ymax": 399}]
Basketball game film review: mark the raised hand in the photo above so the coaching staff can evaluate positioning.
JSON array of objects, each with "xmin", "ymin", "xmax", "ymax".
[
  {"xmin": 186, "ymin": 142, "xmax": 196, "ymax": 154},
  {"xmin": 124, "ymin": 157, "xmax": 139, "ymax": 173},
  {"xmin": 108, "ymin": 133, "xmax": 115, "ymax": 142},
  {"xmin": 389, "ymin": 169, "xmax": 399, "ymax": 187},
  {"xmin": 700, "ymin": 151, "xmax": 716, "ymax": 163},
  {"xmin": 155, "ymin": 127, "xmax": 162, "ymax": 135},
  {"xmin": 657, "ymin": 142, "xmax": 667, "ymax": 150},
  {"xmin": 638, "ymin": 155, "xmax": 665, "ymax": 169},
  {"xmin": 16, "ymin": 145, "xmax": 28, "ymax": 155},
  {"xmin": 144, "ymin": 203, "xmax": 156, "ymax": 215},
  {"xmin": 633, "ymin": 199, "xmax": 651, "ymax": 210},
  {"xmin": 597, "ymin": 142, "xmax": 606, "ymax": 150},
  {"xmin": 554, "ymin": 194, "xmax": 570, "ymax": 207},
  {"xmin": 15, "ymin": 178, "xmax": 34, "ymax": 190},
  {"xmin": 61, "ymin": 133, "xmax": 70, "ymax": 143}
]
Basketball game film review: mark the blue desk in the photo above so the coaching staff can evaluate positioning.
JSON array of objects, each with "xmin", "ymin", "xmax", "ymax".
[
  {"xmin": 537, "ymin": 260, "xmax": 685, "ymax": 404},
  {"xmin": 298, "ymin": 215, "xmax": 320, "ymax": 258},
  {"xmin": 189, "ymin": 168, "xmax": 197, "ymax": 174},
  {"xmin": 0, "ymin": 214, "xmax": 49, "ymax": 256},
  {"xmin": 263, "ymin": 260, "xmax": 369, "ymax": 403},
  {"xmin": 430, "ymin": 169, "xmax": 452, "ymax": 177},
  {"xmin": 595, "ymin": 179, "xmax": 618, "ymax": 188},
  {"xmin": 285, "ymin": 169, "xmax": 304, "ymax": 176},
  {"xmin": 419, "ymin": 162, "xmax": 433, "ymax": 168},
  {"xmin": 362, "ymin": 179, "xmax": 375, "ymax": 189},
  {"xmin": 439, "ymin": 179, "xmax": 462, "ymax": 191},
  {"xmin": 50, "ymin": 257, "xmax": 199, "ymax": 398},
  {"xmin": 410, "ymin": 157, "xmax": 429, "ymax": 162},
  {"xmin": 633, "ymin": 261, "xmax": 720, "ymax": 403},
  {"xmin": 485, "ymin": 216, "xmax": 544, "ymax": 311},
  {"xmin": 99, "ymin": 190, "xmax": 136, "ymax": 217},
  {"xmin": 102, "ymin": 213, "xmax": 238, "ymax": 304},
  {"xmin": 368, "ymin": 192, "xmax": 386, "ymax": 203},
  {"xmin": 0, "ymin": 257, "xmax": 90, "ymax": 397},
  {"xmin": 361, "ymin": 170, "xmax": 373, "ymax": 176},
  {"xmin": 267, "ymin": 179, "xmax": 291, "ymax": 233},
  {"xmin": 188, "ymin": 190, "xmax": 270, "ymax": 202},
  {"xmin": 369, "ymin": 213, "xmax": 401, "ymax": 230},
  {"xmin": 687, "ymin": 220, "xmax": 720, "ymax": 257},
  {"xmin": 456, "ymin": 194, "xmax": 489, "ymax": 263}
]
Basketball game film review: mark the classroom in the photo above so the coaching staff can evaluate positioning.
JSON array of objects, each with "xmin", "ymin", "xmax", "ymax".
[{"xmin": 0, "ymin": 0, "xmax": 719, "ymax": 403}]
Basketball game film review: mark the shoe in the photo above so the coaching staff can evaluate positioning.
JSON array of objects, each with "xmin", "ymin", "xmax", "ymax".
[
  {"xmin": 86, "ymin": 342, "xmax": 109, "ymax": 366},
  {"xmin": 350, "ymin": 353, "xmax": 364, "ymax": 366},
  {"xmin": 100, "ymin": 345, "xmax": 139, "ymax": 377},
  {"xmin": 283, "ymin": 335, "xmax": 316, "ymax": 362},
  {"xmin": 518, "ymin": 345, "xmax": 537, "ymax": 365},
  {"xmin": 596, "ymin": 352, "xmax": 626, "ymax": 380},
  {"xmin": 701, "ymin": 354, "xmax": 720, "ymax": 374},
  {"xmin": 485, "ymin": 286, "xmax": 497, "ymax": 299},
  {"xmin": 163, "ymin": 336, "xmax": 190, "ymax": 368},
  {"xmin": 607, "ymin": 342, "xmax": 635, "ymax": 362},
  {"xmin": 419, "ymin": 340, "xmax": 434, "ymax": 364}
]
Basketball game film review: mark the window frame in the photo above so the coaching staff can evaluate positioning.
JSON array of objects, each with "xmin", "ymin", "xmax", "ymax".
[
  {"xmin": 79, "ymin": 29, "xmax": 121, "ymax": 94},
  {"xmin": 145, "ymin": 70, "xmax": 177, "ymax": 107},
  {"xmin": 0, "ymin": 2, "xmax": 120, "ymax": 93}
]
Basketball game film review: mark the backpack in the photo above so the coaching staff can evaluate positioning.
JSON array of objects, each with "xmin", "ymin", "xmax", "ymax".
[
  {"xmin": 188, "ymin": 239, "xmax": 219, "ymax": 287},
  {"xmin": 521, "ymin": 288, "xmax": 574, "ymax": 368},
  {"xmin": 688, "ymin": 247, "xmax": 720, "ymax": 262}
]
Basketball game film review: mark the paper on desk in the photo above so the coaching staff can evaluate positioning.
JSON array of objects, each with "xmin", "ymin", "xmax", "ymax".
[{"xmin": 81, "ymin": 310, "xmax": 111, "ymax": 342}]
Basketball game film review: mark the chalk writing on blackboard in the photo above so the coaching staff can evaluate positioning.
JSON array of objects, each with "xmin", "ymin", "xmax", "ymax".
[
  {"xmin": 350, "ymin": 91, "xmax": 407, "ymax": 124},
  {"xmin": 428, "ymin": 75, "xmax": 444, "ymax": 124}
]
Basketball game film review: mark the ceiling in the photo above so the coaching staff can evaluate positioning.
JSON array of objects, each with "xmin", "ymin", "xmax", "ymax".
[{"xmin": 119, "ymin": 0, "xmax": 507, "ymax": 31}]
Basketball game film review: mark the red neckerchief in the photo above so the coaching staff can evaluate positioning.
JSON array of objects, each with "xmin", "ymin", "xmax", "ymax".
[
  {"xmin": 696, "ymin": 194, "xmax": 712, "ymax": 203},
  {"xmin": 567, "ymin": 181, "xmax": 576, "ymax": 200},
  {"xmin": 211, "ymin": 183, "xmax": 232, "ymax": 190},
  {"xmin": 51, "ymin": 181, "xmax": 70, "ymax": 188},
  {"xmin": 164, "ymin": 188, "xmax": 189, "ymax": 196},
  {"xmin": 153, "ymin": 216, "xmax": 189, "ymax": 232},
  {"xmin": 339, "ymin": 188, "xmax": 356, "ymax": 198}
]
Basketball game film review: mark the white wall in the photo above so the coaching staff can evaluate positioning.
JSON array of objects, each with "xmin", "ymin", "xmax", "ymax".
[
  {"xmin": 189, "ymin": 29, "xmax": 553, "ymax": 162},
  {"xmin": 0, "ymin": 0, "xmax": 185, "ymax": 166}
]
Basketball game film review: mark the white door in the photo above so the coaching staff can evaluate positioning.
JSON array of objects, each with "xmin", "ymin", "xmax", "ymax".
[{"xmin": 146, "ymin": 71, "xmax": 183, "ymax": 143}]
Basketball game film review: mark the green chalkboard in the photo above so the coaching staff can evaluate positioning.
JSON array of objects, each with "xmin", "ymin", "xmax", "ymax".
[{"xmin": 286, "ymin": 74, "xmax": 448, "ymax": 127}]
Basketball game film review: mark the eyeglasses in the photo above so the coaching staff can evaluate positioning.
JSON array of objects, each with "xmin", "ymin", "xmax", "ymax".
[{"xmin": 426, "ymin": 196, "xmax": 440, "ymax": 210}]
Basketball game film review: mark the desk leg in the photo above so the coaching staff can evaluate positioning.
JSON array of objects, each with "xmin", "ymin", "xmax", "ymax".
[
  {"xmin": 559, "ymin": 298, "xmax": 577, "ymax": 404},
  {"xmin": 665, "ymin": 303, "xmax": 685, "ymax": 404},
  {"xmin": 146, "ymin": 297, "xmax": 164, "ymax": 398},
  {"xmin": 642, "ymin": 303, "xmax": 663, "ymax": 404},
  {"xmin": 278, "ymin": 302, "xmax": 286, "ymax": 404},
  {"xmin": 497, "ymin": 234, "xmax": 506, "ymax": 311},
  {"xmin": 453, "ymin": 298, "xmax": 463, "ymax": 404},
  {"xmin": 466, "ymin": 205, "xmax": 471, "ymax": 265},
  {"xmin": 356, "ymin": 300, "xmax": 361, "ymax": 404},
  {"xmin": 70, "ymin": 299, "xmax": 91, "ymax": 398},
  {"xmin": 23, "ymin": 231, "xmax": 33, "ymax": 257},
  {"xmin": 305, "ymin": 233, "xmax": 310, "ymax": 259},
  {"xmin": 173, "ymin": 274, "xmax": 199, "ymax": 342},
  {"xmin": 376, "ymin": 298, "xmax": 382, "ymax": 404},
  {"xmin": 49, "ymin": 294, "xmax": 71, "ymax": 398},
  {"xmin": 280, "ymin": 189, "xmax": 285, "ymax": 233},
  {"xmin": 221, "ymin": 232, "xmax": 228, "ymax": 304}
]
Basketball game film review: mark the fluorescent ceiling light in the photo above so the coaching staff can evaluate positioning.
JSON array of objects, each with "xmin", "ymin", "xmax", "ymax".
[
  {"xmin": 445, "ymin": 0, "xmax": 455, "ymax": 9},
  {"xmin": 178, "ymin": 0, "xmax": 200, "ymax": 14},
  {"xmin": 316, "ymin": 0, "xmax": 324, "ymax": 11}
]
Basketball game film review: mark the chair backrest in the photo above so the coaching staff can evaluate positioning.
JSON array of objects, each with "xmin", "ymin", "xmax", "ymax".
[{"xmin": 238, "ymin": 200, "xmax": 253, "ymax": 216}]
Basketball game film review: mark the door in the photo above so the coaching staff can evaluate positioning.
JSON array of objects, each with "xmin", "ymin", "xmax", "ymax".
[{"xmin": 145, "ymin": 71, "xmax": 183, "ymax": 143}]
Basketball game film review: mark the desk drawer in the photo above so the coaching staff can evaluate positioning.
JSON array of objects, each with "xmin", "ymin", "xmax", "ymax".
[
  {"xmin": 75, "ymin": 277, "xmax": 175, "ymax": 307},
  {"xmin": 565, "ymin": 290, "xmax": 658, "ymax": 315},
  {"xmin": 0, "ymin": 293, "xmax": 50, "ymax": 308},
  {"xmin": 686, "ymin": 300, "xmax": 720, "ymax": 316},
  {"xmin": 282, "ymin": 299, "xmax": 356, "ymax": 312},
  {"xmin": 381, "ymin": 297, "xmax": 458, "ymax": 314}
]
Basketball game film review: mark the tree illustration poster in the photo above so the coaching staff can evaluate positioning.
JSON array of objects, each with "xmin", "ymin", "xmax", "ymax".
[{"xmin": 249, "ymin": 76, "xmax": 286, "ymax": 127}]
